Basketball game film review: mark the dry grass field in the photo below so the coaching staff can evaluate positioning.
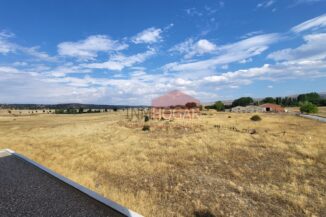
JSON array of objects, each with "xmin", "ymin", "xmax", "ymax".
[
  {"xmin": 0, "ymin": 111, "xmax": 325, "ymax": 216},
  {"xmin": 286, "ymin": 106, "xmax": 326, "ymax": 117}
]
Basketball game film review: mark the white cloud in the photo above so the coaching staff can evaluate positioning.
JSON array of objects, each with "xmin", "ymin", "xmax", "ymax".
[
  {"xmin": 20, "ymin": 46, "xmax": 57, "ymax": 61},
  {"xmin": 268, "ymin": 33, "xmax": 326, "ymax": 61},
  {"xmin": 291, "ymin": 14, "xmax": 326, "ymax": 33},
  {"xmin": 257, "ymin": 0, "xmax": 276, "ymax": 8},
  {"xmin": 0, "ymin": 66, "xmax": 20, "ymax": 74},
  {"xmin": 132, "ymin": 27, "xmax": 162, "ymax": 44},
  {"xmin": 84, "ymin": 48, "xmax": 156, "ymax": 71},
  {"xmin": 170, "ymin": 39, "xmax": 217, "ymax": 58},
  {"xmin": 46, "ymin": 64, "xmax": 92, "ymax": 77},
  {"xmin": 185, "ymin": 8, "xmax": 203, "ymax": 17},
  {"xmin": 240, "ymin": 30, "xmax": 264, "ymax": 39},
  {"xmin": 58, "ymin": 35, "xmax": 128, "ymax": 60},
  {"xmin": 0, "ymin": 30, "xmax": 56, "ymax": 61},
  {"xmin": 165, "ymin": 34, "xmax": 280, "ymax": 73},
  {"xmin": 0, "ymin": 31, "xmax": 16, "ymax": 54}
]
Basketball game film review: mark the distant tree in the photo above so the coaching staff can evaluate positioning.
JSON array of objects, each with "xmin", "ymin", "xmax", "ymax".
[
  {"xmin": 104, "ymin": 108, "xmax": 108, "ymax": 112},
  {"xmin": 261, "ymin": 97, "xmax": 275, "ymax": 104},
  {"xmin": 232, "ymin": 97, "xmax": 254, "ymax": 107},
  {"xmin": 298, "ymin": 92, "xmax": 321, "ymax": 105},
  {"xmin": 275, "ymin": 97, "xmax": 282, "ymax": 105},
  {"xmin": 78, "ymin": 108, "xmax": 83, "ymax": 113},
  {"xmin": 113, "ymin": 108, "xmax": 118, "ymax": 112},
  {"xmin": 300, "ymin": 101, "xmax": 318, "ymax": 114},
  {"xmin": 214, "ymin": 101, "xmax": 225, "ymax": 111},
  {"xmin": 319, "ymin": 99, "xmax": 326, "ymax": 106},
  {"xmin": 185, "ymin": 102, "xmax": 198, "ymax": 109}
]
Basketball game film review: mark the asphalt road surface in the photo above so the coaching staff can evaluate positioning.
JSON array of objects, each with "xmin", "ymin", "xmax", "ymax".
[{"xmin": 0, "ymin": 151, "xmax": 125, "ymax": 217}]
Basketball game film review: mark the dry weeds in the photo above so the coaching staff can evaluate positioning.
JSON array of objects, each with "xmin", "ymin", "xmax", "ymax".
[{"xmin": 0, "ymin": 111, "xmax": 325, "ymax": 216}]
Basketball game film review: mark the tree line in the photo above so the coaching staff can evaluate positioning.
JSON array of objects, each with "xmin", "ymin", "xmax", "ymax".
[{"xmin": 206, "ymin": 92, "xmax": 325, "ymax": 112}]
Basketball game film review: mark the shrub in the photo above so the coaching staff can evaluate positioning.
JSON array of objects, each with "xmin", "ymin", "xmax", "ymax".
[
  {"xmin": 214, "ymin": 101, "xmax": 225, "ymax": 111},
  {"xmin": 300, "ymin": 101, "xmax": 318, "ymax": 114},
  {"xmin": 142, "ymin": 125, "xmax": 150, "ymax": 131},
  {"xmin": 250, "ymin": 115, "xmax": 262, "ymax": 121},
  {"xmin": 144, "ymin": 115, "xmax": 150, "ymax": 122}
]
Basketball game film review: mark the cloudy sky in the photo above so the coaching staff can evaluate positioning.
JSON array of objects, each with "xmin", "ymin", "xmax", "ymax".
[{"xmin": 0, "ymin": 0, "xmax": 326, "ymax": 105}]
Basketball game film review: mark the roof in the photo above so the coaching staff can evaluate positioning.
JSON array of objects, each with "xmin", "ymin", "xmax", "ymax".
[
  {"xmin": 260, "ymin": 103, "xmax": 283, "ymax": 108},
  {"xmin": 0, "ymin": 149, "xmax": 142, "ymax": 217}
]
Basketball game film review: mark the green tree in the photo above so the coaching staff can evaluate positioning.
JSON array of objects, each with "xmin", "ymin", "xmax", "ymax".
[
  {"xmin": 261, "ymin": 97, "xmax": 275, "ymax": 104},
  {"xmin": 300, "ymin": 101, "xmax": 318, "ymax": 114},
  {"xmin": 214, "ymin": 101, "xmax": 225, "ymax": 111},
  {"xmin": 275, "ymin": 97, "xmax": 282, "ymax": 105},
  {"xmin": 232, "ymin": 97, "xmax": 254, "ymax": 107},
  {"xmin": 297, "ymin": 92, "xmax": 320, "ymax": 104}
]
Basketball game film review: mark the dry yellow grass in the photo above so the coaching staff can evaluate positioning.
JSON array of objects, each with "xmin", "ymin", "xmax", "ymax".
[{"xmin": 0, "ymin": 111, "xmax": 325, "ymax": 216}]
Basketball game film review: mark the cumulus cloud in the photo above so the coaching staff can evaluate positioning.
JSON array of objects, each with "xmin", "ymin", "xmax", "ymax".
[
  {"xmin": 58, "ymin": 35, "xmax": 128, "ymax": 60},
  {"xmin": 291, "ymin": 14, "xmax": 326, "ymax": 33},
  {"xmin": 84, "ymin": 48, "xmax": 156, "ymax": 71},
  {"xmin": 132, "ymin": 27, "xmax": 162, "ymax": 44},
  {"xmin": 170, "ymin": 39, "xmax": 217, "ymax": 58}
]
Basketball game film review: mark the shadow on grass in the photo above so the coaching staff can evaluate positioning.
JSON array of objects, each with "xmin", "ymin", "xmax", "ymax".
[{"xmin": 193, "ymin": 210, "xmax": 216, "ymax": 217}]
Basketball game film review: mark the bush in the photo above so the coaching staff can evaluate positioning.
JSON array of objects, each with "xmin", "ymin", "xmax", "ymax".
[
  {"xmin": 142, "ymin": 125, "xmax": 150, "ymax": 131},
  {"xmin": 300, "ymin": 101, "xmax": 318, "ymax": 114},
  {"xmin": 214, "ymin": 101, "xmax": 225, "ymax": 111},
  {"xmin": 144, "ymin": 115, "xmax": 150, "ymax": 122},
  {"xmin": 250, "ymin": 115, "xmax": 262, "ymax": 121}
]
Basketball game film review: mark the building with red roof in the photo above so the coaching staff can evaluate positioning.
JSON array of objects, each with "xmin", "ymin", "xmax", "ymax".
[{"xmin": 260, "ymin": 103, "xmax": 285, "ymax": 112}]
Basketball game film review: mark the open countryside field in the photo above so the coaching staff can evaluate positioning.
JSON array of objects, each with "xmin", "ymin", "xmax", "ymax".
[{"xmin": 0, "ymin": 111, "xmax": 325, "ymax": 217}]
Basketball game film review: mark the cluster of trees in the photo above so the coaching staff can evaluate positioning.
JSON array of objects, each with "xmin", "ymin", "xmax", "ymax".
[
  {"xmin": 55, "ymin": 108, "xmax": 106, "ymax": 114},
  {"xmin": 206, "ymin": 92, "xmax": 324, "ymax": 113}
]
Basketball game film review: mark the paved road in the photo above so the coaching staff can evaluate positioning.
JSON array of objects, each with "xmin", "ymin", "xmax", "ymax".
[
  {"xmin": 299, "ymin": 114, "xmax": 326, "ymax": 123},
  {"xmin": 0, "ymin": 151, "xmax": 125, "ymax": 217}
]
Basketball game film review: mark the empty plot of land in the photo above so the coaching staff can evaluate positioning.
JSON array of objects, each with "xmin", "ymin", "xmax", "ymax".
[{"xmin": 0, "ymin": 112, "xmax": 325, "ymax": 216}]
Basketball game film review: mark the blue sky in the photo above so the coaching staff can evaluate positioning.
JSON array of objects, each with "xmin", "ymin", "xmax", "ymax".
[{"xmin": 0, "ymin": 0, "xmax": 325, "ymax": 105}]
